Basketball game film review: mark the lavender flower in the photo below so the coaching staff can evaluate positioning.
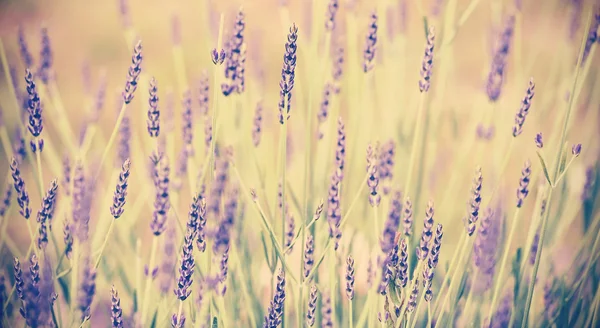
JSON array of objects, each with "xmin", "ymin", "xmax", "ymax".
[
  {"xmin": 0, "ymin": 182, "xmax": 12, "ymax": 217},
  {"xmin": 572, "ymin": 143, "xmax": 582, "ymax": 157},
  {"xmin": 14, "ymin": 258, "xmax": 24, "ymax": 300},
  {"xmin": 512, "ymin": 78, "xmax": 536, "ymax": 137},
  {"xmin": 13, "ymin": 129, "xmax": 27, "ymax": 164},
  {"xmin": 313, "ymin": 199, "xmax": 324, "ymax": 222},
  {"xmin": 489, "ymin": 292, "xmax": 512, "ymax": 328},
  {"xmin": 346, "ymin": 255, "xmax": 355, "ymax": 300},
  {"xmin": 304, "ymin": 234, "xmax": 315, "ymax": 278},
  {"xmin": 171, "ymin": 313, "xmax": 186, "ymax": 328},
  {"xmin": 25, "ymin": 69, "xmax": 44, "ymax": 152},
  {"xmin": 193, "ymin": 196, "xmax": 207, "ymax": 253},
  {"xmin": 147, "ymin": 77, "xmax": 160, "ymax": 138},
  {"xmin": 160, "ymin": 226, "xmax": 177, "ymax": 294},
  {"xmin": 535, "ymin": 132, "xmax": 543, "ymax": 148},
  {"xmin": 17, "ymin": 27, "xmax": 33, "ymax": 68},
  {"xmin": 486, "ymin": 16, "xmax": 515, "ymax": 101},
  {"xmin": 198, "ymin": 72, "xmax": 210, "ymax": 116},
  {"xmin": 543, "ymin": 276, "xmax": 559, "ymax": 320},
  {"xmin": 325, "ymin": 0, "xmax": 339, "ymax": 31},
  {"xmin": 150, "ymin": 153, "xmax": 170, "ymax": 235},
  {"xmin": 335, "ymin": 117, "xmax": 346, "ymax": 179},
  {"xmin": 174, "ymin": 229, "xmax": 196, "ymax": 301},
  {"xmin": 403, "ymin": 197, "xmax": 413, "ymax": 236},
  {"xmin": 222, "ymin": 9, "xmax": 246, "ymax": 95},
  {"xmin": 529, "ymin": 228, "xmax": 540, "ymax": 266},
  {"xmin": 363, "ymin": 12, "xmax": 378, "ymax": 72},
  {"xmin": 110, "ymin": 159, "xmax": 131, "ymax": 219},
  {"xmin": 332, "ymin": 46, "xmax": 344, "ymax": 83},
  {"xmin": 264, "ymin": 269, "xmax": 285, "ymax": 327},
  {"xmin": 278, "ymin": 24, "xmax": 298, "ymax": 124},
  {"xmin": 464, "ymin": 167, "xmax": 483, "ymax": 236},
  {"xmin": 397, "ymin": 238, "xmax": 408, "ymax": 287},
  {"xmin": 116, "ymin": 100, "xmax": 131, "ymax": 166},
  {"xmin": 582, "ymin": 167, "xmax": 595, "ymax": 201},
  {"xmin": 417, "ymin": 200, "xmax": 435, "ymax": 260},
  {"xmin": 419, "ymin": 26, "xmax": 436, "ymax": 92},
  {"xmin": 122, "ymin": 40, "xmax": 143, "ymax": 104},
  {"xmin": 516, "ymin": 160, "xmax": 531, "ymax": 208},
  {"xmin": 63, "ymin": 220, "xmax": 73, "ymax": 259},
  {"xmin": 367, "ymin": 143, "xmax": 381, "ymax": 206},
  {"xmin": 211, "ymin": 48, "xmax": 226, "ymax": 65},
  {"xmin": 406, "ymin": 278, "xmax": 420, "ymax": 313},
  {"xmin": 78, "ymin": 259, "xmax": 97, "ymax": 320},
  {"xmin": 381, "ymin": 190, "xmax": 402, "ymax": 253},
  {"xmin": 204, "ymin": 116, "xmax": 213, "ymax": 156},
  {"xmin": 423, "ymin": 224, "xmax": 443, "ymax": 299},
  {"xmin": 285, "ymin": 211, "xmax": 295, "ymax": 252},
  {"xmin": 10, "ymin": 157, "xmax": 31, "ymax": 219},
  {"xmin": 306, "ymin": 285, "xmax": 318, "ymax": 326},
  {"xmin": 326, "ymin": 172, "xmax": 342, "ymax": 250},
  {"xmin": 111, "ymin": 286, "xmax": 124, "ymax": 328},
  {"xmin": 38, "ymin": 27, "xmax": 53, "ymax": 84},
  {"xmin": 19, "ymin": 254, "xmax": 54, "ymax": 327},
  {"xmin": 253, "ymin": 101, "xmax": 263, "ymax": 147},
  {"xmin": 321, "ymin": 291, "xmax": 332, "ymax": 327},
  {"xmin": 36, "ymin": 179, "xmax": 58, "ymax": 250},
  {"xmin": 477, "ymin": 124, "xmax": 495, "ymax": 140},
  {"xmin": 182, "ymin": 90, "xmax": 194, "ymax": 156},
  {"xmin": 317, "ymin": 84, "xmax": 333, "ymax": 139},
  {"xmin": 218, "ymin": 247, "xmax": 230, "ymax": 295},
  {"xmin": 378, "ymin": 140, "xmax": 395, "ymax": 193},
  {"xmin": 582, "ymin": 10, "xmax": 600, "ymax": 63}
]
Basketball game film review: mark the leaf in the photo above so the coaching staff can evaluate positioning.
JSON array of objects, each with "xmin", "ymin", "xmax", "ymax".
[
  {"xmin": 559, "ymin": 143, "xmax": 568, "ymax": 176},
  {"xmin": 212, "ymin": 317, "xmax": 219, "ymax": 328},
  {"xmin": 512, "ymin": 248, "xmax": 523, "ymax": 299},
  {"xmin": 150, "ymin": 309, "xmax": 158, "ymax": 328},
  {"xmin": 536, "ymin": 150, "xmax": 553, "ymax": 187},
  {"xmin": 133, "ymin": 290, "xmax": 138, "ymax": 313}
]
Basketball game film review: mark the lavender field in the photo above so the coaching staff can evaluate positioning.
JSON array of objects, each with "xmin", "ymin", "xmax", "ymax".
[{"xmin": 0, "ymin": 0, "xmax": 599, "ymax": 327}]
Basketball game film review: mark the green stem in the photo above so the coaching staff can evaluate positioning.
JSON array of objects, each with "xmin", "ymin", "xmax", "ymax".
[
  {"xmin": 432, "ymin": 234, "xmax": 465, "ymax": 313},
  {"xmin": 404, "ymin": 93, "xmax": 426, "ymax": 196},
  {"xmin": 94, "ymin": 220, "xmax": 115, "ymax": 269},
  {"xmin": 141, "ymin": 237, "xmax": 159, "ymax": 325},
  {"xmin": 434, "ymin": 237, "xmax": 467, "ymax": 325},
  {"xmin": 95, "ymin": 102, "xmax": 127, "ymax": 181},
  {"xmin": 349, "ymin": 298, "xmax": 354, "ymax": 328}
]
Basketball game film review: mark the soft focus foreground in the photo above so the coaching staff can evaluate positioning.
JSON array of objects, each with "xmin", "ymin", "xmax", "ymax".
[{"xmin": 0, "ymin": 0, "xmax": 599, "ymax": 327}]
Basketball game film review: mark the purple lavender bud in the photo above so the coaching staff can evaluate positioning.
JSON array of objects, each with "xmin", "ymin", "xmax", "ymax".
[
  {"xmin": 572, "ymin": 143, "xmax": 582, "ymax": 157},
  {"xmin": 211, "ymin": 48, "xmax": 226, "ymax": 65},
  {"xmin": 204, "ymin": 117, "xmax": 213, "ymax": 156},
  {"xmin": 326, "ymin": 172, "xmax": 342, "ymax": 250},
  {"xmin": 535, "ymin": 132, "xmax": 543, "ymax": 148},
  {"xmin": 193, "ymin": 196, "xmax": 207, "ymax": 253},
  {"xmin": 313, "ymin": 199, "xmax": 324, "ymax": 222},
  {"xmin": 219, "ymin": 247, "xmax": 230, "ymax": 295},
  {"xmin": 512, "ymin": 78, "xmax": 536, "ymax": 137},
  {"xmin": 182, "ymin": 90, "xmax": 194, "ymax": 157},
  {"xmin": 10, "ymin": 157, "xmax": 31, "ymax": 219},
  {"xmin": 174, "ymin": 229, "xmax": 196, "ymax": 301},
  {"xmin": 476, "ymin": 124, "xmax": 495, "ymax": 140},
  {"xmin": 321, "ymin": 291, "xmax": 332, "ymax": 327},
  {"xmin": 253, "ymin": 101, "xmax": 263, "ymax": 147},
  {"xmin": 264, "ymin": 269, "xmax": 286, "ymax": 327},
  {"xmin": 402, "ymin": 197, "xmax": 413, "ymax": 236},
  {"xmin": 529, "ymin": 228, "xmax": 540, "ymax": 266},
  {"xmin": 332, "ymin": 46, "xmax": 344, "ymax": 83},
  {"xmin": 398, "ymin": 238, "xmax": 408, "ymax": 287},
  {"xmin": 516, "ymin": 160, "xmax": 531, "ymax": 208},
  {"xmin": 12, "ymin": 130, "xmax": 27, "ymax": 164},
  {"xmin": 465, "ymin": 167, "xmax": 483, "ymax": 236},
  {"xmin": 367, "ymin": 257, "xmax": 374, "ymax": 288},
  {"xmin": 38, "ymin": 27, "xmax": 53, "ymax": 84},
  {"xmin": 417, "ymin": 200, "xmax": 435, "ymax": 261},
  {"xmin": 543, "ymin": 276, "xmax": 558, "ymax": 320},
  {"xmin": 147, "ymin": 77, "xmax": 160, "ymax": 138},
  {"xmin": 116, "ymin": 100, "xmax": 131, "ymax": 166},
  {"xmin": 198, "ymin": 72, "xmax": 210, "ymax": 116},
  {"xmin": 406, "ymin": 279, "xmax": 420, "ymax": 313},
  {"xmin": 346, "ymin": 256, "xmax": 355, "ymax": 300},
  {"xmin": 378, "ymin": 256, "xmax": 392, "ymax": 295},
  {"xmin": 486, "ymin": 16, "xmax": 515, "ymax": 102},
  {"xmin": 335, "ymin": 117, "xmax": 346, "ymax": 179},
  {"xmin": 111, "ymin": 286, "xmax": 124, "ymax": 328},
  {"xmin": 363, "ymin": 12, "xmax": 378, "ymax": 72},
  {"xmin": 325, "ymin": 0, "xmax": 339, "ymax": 31},
  {"xmin": 122, "ymin": 40, "xmax": 143, "ymax": 104},
  {"xmin": 367, "ymin": 143, "xmax": 381, "ymax": 207},
  {"xmin": 317, "ymin": 84, "xmax": 333, "ymax": 140},
  {"xmin": 419, "ymin": 26, "xmax": 436, "ymax": 92},
  {"xmin": 24, "ymin": 69, "xmax": 44, "ymax": 148},
  {"xmin": 278, "ymin": 24, "xmax": 298, "ymax": 124},
  {"xmin": 110, "ymin": 159, "xmax": 131, "ymax": 219},
  {"xmin": 150, "ymin": 153, "xmax": 170, "ymax": 235},
  {"xmin": 63, "ymin": 220, "xmax": 73, "ymax": 259},
  {"xmin": 378, "ymin": 140, "xmax": 395, "ymax": 192},
  {"xmin": 36, "ymin": 179, "xmax": 58, "ymax": 250},
  {"xmin": 0, "ymin": 182, "xmax": 13, "ymax": 217},
  {"xmin": 306, "ymin": 285, "xmax": 318, "ymax": 326},
  {"xmin": 285, "ymin": 212, "xmax": 295, "ymax": 252},
  {"xmin": 14, "ymin": 258, "xmax": 24, "ymax": 300},
  {"xmin": 304, "ymin": 234, "xmax": 315, "ymax": 278},
  {"xmin": 17, "ymin": 27, "xmax": 34, "ymax": 69},
  {"xmin": 78, "ymin": 259, "xmax": 97, "ymax": 320},
  {"xmin": 424, "ymin": 224, "xmax": 443, "ymax": 288},
  {"xmin": 171, "ymin": 313, "xmax": 185, "ymax": 328},
  {"xmin": 381, "ymin": 190, "xmax": 402, "ymax": 253}
]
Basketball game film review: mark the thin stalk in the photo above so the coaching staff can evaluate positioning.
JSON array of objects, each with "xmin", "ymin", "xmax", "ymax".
[
  {"xmin": 484, "ymin": 138, "xmax": 515, "ymax": 207},
  {"xmin": 434, "ymin": 237, "xmax": 467, "ymax": 325},
  {"xmin": 404, "ymin": 92, "xmax": 426, "ymax": 195},
  {"xmin": 461, "ymin": 268, "xmax": 479, "ymax": 321},
  {"xmin": 232, "ymin": 244, "xmax": 257, "ymax": 327},
  {"xmin": 565, "ymin": 225, "xmax": 600, "ymax": 301},
  {"xmin": 521, "ymin": 9, "xmax": 592, "ymax": 325},
  {"xmin": 141, "ymin": 237, "xmax": 159, "ymax": 325},
  {"xmin": 432, "ymin": 234, "xmax": 465, "ymax": 312},
  {"xmin": 206, "ymin": 14, "xmax": 225, "ymax": 184},
  {"xmin": 349, "ymin": 297, "xmax": 354, "ymax": 328},
  {"xmin": 95, "ymin": 102, "xmax": 127, "ymax": 181},
  {"xmin": 427, "ymin": 302, "xmax": 432, "ymax": 328},
  {"xmin": 93, "ymin": 220, "xmax": 115, "ymax": 269}
]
